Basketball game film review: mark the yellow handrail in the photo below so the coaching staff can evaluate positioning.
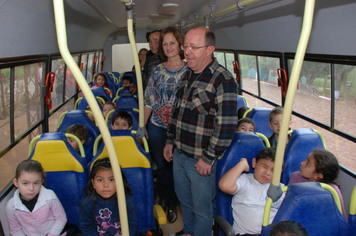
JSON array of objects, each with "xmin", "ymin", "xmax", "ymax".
[
  {"xmin": 269, "ymin": 0, "xmax": 315, "ymax": 201},
  {"xmin": 52, "ymin": 1, "xmax": 129, "ymax": 235}
]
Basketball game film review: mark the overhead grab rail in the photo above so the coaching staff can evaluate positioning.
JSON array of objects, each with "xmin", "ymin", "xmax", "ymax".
[
  {"xmin": 268, "ymin": 0, "xmax": 316, "ymax": 201},
  {"xmin": 184, "ymin": 0, "xmax": 282, "ymax": 29},
  {"xmin": 52, "ymin": 0, "xmax": 130, "ymax": 235}
]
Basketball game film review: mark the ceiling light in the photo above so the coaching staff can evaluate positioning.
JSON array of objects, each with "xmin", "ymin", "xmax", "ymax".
[{"xmin": 158, "ymin": 3, "xmax": 179, "ymax": 15}]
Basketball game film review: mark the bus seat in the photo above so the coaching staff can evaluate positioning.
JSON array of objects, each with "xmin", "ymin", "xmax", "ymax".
[
  {"xmin": 349, "ymin": 185, "xmax": 356, "ymax": 233},
  {"xmin": 261, "ymin": 182, "xmax": 354, "ymax": 236},
  {"xmin": 281, "ymin": 128, "xmax": 325, "ymax": 185},
  {"xmin": 57, "ymin": 110, "xmax": 101, "ymax": 163},
  {"xmin": 237, "ymin": 95, "xmax": 248, "ymax": 110},
  {"xmin": 75, "ymin": 96, "xmax": 104, "ymax": 111},
  {"xmin": 245, "ymin": 107, "xmax": 273, "ymax": 138},
  {"xmin": 90, "ymin": 130, "xmax": 164, "ymax": 233},
  {"xmin": 119, "ymin": 71, "xmax": 137, "ymax": 87},
  {"xmin": 91, "ymin": 87, "xmax": 113, "ymax": 101},
  {"xmin": 116, "ymin": 87, "xmax": 137, "ymax": 97},
  {"xmin": 100, "ymin": 72, "xmax": 117, "ymax": 96},
  {"xmin": 107, "ymin": 108, "xmax": 139, "ymax": 131},
  {"xmin": 108, "ymin": 71, "xmax": 120, "ymax": 85},
  {"xmin": 113, "ymin": 94, "xmax": 139, "ymax": 109},
  {"xmin": 28, "ymin": 132, "xmax": 88, "ymax": 229},
  {"xmin": 215, "ymin": 132, "xmax": 268, "ymax": 236}
]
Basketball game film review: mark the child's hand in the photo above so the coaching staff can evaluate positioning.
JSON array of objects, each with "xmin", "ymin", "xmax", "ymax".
[{"xmin": 239, "ymin": 158, "xmax": 250, "ymax": 172}]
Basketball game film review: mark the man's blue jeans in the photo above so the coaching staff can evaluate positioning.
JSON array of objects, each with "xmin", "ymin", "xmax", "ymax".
[{"xmin": 173, "ymin": 149, "xmax": 216, "ymax": 236}]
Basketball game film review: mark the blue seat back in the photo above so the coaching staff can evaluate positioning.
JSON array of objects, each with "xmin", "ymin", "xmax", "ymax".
[
  {"xmin": 108, "ymin": 108, "xmax": 139, "ymax": 131},
  {"xmin": 57, "ymin": 110, "xmax": 100, "ymax": 163},
  {"xmin": 237, "ymin": 95, "xmax": 248, "ymax": 110},
  {"xmin": 100, "ymin": 72, "xmax": 117, "ymax": 96},
  {"xmin": 76, "ymin": 96, "xmax": 103, "ymax": 111},
  {"xmin": 261, "ymin": 182, "xmax": 354, "ymax": 236},
  {"xmin": 349, "ymin": 185, "xmax": 356, "ymax": 233},
  {"xmin": 114, "ymin": 95, "xmax": 139, "ymax": 109},
  {"xmin": 119, "ymin": 71, "xmax": 137, "ymax": 87},
  {"xmin": 216, "ymin": 132, "xmax": 266, "ymax": 236},
  {"xmin": 281, "ymin": 128, "xmax": 325, "ymax": 185},
  {"xmin": 248, "ymin": 107, "xmax": 273, "ymax": 138},
  {"xmin": 28, "ymin": 132, "xmax": 88, "ymax": 228},
  {"xmin": 91, "ymin": 87, "xmax": 113, "ymax": 101},
  {"xmin": 90, "ymin": 130, "xmax": 154, "ymax": 233}
]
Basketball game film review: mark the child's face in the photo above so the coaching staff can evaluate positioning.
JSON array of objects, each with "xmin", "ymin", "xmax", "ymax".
[
  {"xmin": 96, "ymin": 75, "xmax": 106, "ymax": 87},
  {"xmin": 103, "ymin": 104, "xmax": 115, "ymax": 118},
  {"xmin": 300, "ymin": 153, "xmax": 322, "ymax": 181},
  {"xmin": 252, "ymin": 158, "xmax": 275, "ymax": 184},
  {"xmin": 122, "ymin": 80, "xmax": 132, "ymax": 87},
  {"xmin": 91, "ymin": 168, "xmax": 116, "ymax": 200},
  {"xmin": 269, "ymin": 114, "xmax": 283, "ymax": 135},
  {"xmin": 13, "ymin": 172, "xmax": 43, "ymax": 201},
  {"xmin": 111, "ymin": 117, "xmax": 132, "ymax": 130},
  {"xmin": 236, "ymin": 122, "xmax": 255, "ymax": 132},
  {"xmin": 67, "ymin": 137, "xmax": 84, "ymax": 151}
]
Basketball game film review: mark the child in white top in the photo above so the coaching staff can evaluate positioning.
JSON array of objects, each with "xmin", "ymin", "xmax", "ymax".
[
  {"xmin": 219, "ymin": 147, "xmax": 285, "ymax": 235},
  {"xmin": 6, "ymin": 160, "xmax": 67, "ymax": 236}
]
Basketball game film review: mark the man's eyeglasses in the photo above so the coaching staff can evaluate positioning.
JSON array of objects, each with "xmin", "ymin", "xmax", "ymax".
[{"xmin": 181, "ymin": 45, "xmax": 210, "ymax": 51}]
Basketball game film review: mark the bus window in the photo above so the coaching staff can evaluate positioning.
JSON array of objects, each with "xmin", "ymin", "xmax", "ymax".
[
  {"xmin": 288, "ymin": 60, "xmax": 331, "ymax": 127},
  {"xmin": 258, "ymin": 56, "xmax": 281, "ymax": 105},
  {"xmin": 65, "ymin": 55, "xmax": 79, "ymax": 99},
  {"xmin": 14, "ymin": 63, "xmax": 43, "ymax": 139},
  {"xmin": 334, "ymin": 64, "xmax": 356, "ymax": 137},
  {"xmin": 51, "ymin": 59, "xmax": 66, "ymax": 109},
  {"xmin": 0, "ymin": 68, "xmax": 10, "ymax": 151},
  {"xmin": 239, "ymin": 54, "xmax": 258, "ymax": 95}
]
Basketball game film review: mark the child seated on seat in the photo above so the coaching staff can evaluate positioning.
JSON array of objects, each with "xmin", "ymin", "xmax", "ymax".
[
  {"xmin": 270, "ymin": 221, "xmax": 309, "ymax": 236},
  {"xmin": 122, "ymin": 76, "xmax": 137, "ymax": 95},
  {"xmin": 288, "ymin": 148, "xmax": 347, "ymax": 220},
  {"xmin": 6, "ymin": 160, "xmax": 67, "ymax": 236},
  {"xmin": 102, "ymin": 102, "xmax": 116, "ymax": 120},
  {"xmin": 91, "ymin": 73, "xmax": 113, "ymax": 97},
  {"xmin": 65, "ymin": 124, "xmax": 88, "ymax": 151},
  {"xmin": 236, "ymin": 118, "xmax": 255, "ymax": 132},
  {"xmin": 219, "ymin": 147, "xmax": 285, "ymax": 235},
  {"xmin": 268, "ymin": 106, "xmax": 292, "ymax": 147},
  {"xmin": 80, "ymin": 157, "xmax": 137, "ymax": 236},
  {"xmin": 111, "ymin": 111, "xmax": 133, "ymax": 130}
]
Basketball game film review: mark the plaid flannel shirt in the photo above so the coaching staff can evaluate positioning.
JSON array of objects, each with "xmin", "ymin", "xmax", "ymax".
[{"xmin": 166, "ymin": 59, "xmax": 238, "ymax": 165}]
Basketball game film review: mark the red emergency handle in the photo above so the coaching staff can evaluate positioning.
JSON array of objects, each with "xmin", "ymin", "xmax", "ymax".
[{"xmin": 45, "ymin": 72, "xmax": 55, "ymax": 110}]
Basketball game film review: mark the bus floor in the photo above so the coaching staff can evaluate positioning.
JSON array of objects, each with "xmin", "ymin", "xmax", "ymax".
[{"xmin": 160, "ymin": 205, "xmax": 184, "ymax": 236}]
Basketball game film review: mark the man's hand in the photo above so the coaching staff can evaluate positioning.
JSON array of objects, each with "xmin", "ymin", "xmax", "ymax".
[
  {"xmin": 195, "ymin": 158, "xmax": 212, "ymax": 176},
  {"xmin": 163, "ymin": 144, "xmax": 173, "ymax": 162}
]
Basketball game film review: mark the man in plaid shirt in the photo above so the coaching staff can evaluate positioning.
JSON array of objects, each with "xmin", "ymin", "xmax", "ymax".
[{"xmin": 164, "ymin": 26, "xmax": 238, "ymax": 236}]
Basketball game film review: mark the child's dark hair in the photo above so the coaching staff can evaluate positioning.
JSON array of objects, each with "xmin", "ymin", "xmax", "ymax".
[
  {"xmin": 255, "ymin": 147, "xmax": 276, "ymax": 163},
  {"xmin": 312, "ymin": 148, "xmax": 339, "ymax": 184},
  {"xmin": 122, "ymin": 76, "xmax": 134, "ymax": 85},
  {"xmin": 238, "ymin": 106, "xmax": 249, "ymax": 120},
  {"xmin": 111, "ymin": 111, "xmax": 133, "ymax": 128},
  {"xmin": 82, "ymin": 157, "xmax": 132, "ymax": 203},
  {"xmin": 269, "ymin": 106, "xmax": 284, "ymax": 122},
  {"xmin": 103, "ymin": 101, "xmax": 116, "ymax": 109},
  {"xmin": 270, "ymin": 221, "xmax": 309, "ymax": 236},
  {"xmin": 15, "ymin": 159, "xmax": 45, "ymax": 180},
  {"xmin": 94, "ymin": 73, "xmax": 108, "ymax": 86},
  {"xmin": 236, "ymin": 118, "xmax": 256, "ymax": 131},
  {"xmin": 65, "ymin": 124, "xmax": 88, "ymax": 145}
]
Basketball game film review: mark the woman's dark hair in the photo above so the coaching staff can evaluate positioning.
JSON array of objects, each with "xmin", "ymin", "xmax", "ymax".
[
  {"xmin": 312, "ymin": 148, "xmax": 339, "ymax": 184},
  {"xmin": 81, "ymin": 157, "xmax": 132, "ymax": 204},
  {"xmin": 94, "ymin": 73, "xmax": 108, "ymax": 87},
  {"xmin": 158, "ymin": 27, "xmax": 185, "ymax": 62},
  {"xmin": 15, "ymin": 159, "xmax": 45, "ymax": 180}
]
